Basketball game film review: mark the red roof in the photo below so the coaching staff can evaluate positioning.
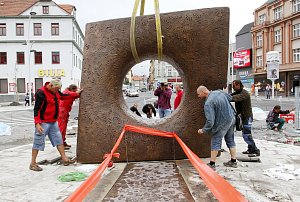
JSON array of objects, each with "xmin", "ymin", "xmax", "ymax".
[
  {"xmin": 0, "ymin": 0, "xmax": 75, "ymax": 16},
  {"xmin": 58, "ymin": 4, "xmax": 74, "ymax": 15},
  {"xmin": 0, "ymin": 0, "xmax": 38, "ymax": 16}
]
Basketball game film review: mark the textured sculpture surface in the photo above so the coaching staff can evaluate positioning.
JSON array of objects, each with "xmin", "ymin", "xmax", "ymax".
[{"xmin": 77, "ymin": 8, "xmax": 229, "ymax": 163}]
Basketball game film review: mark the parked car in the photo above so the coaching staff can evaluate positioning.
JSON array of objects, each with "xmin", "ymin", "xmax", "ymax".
[
  {"xmin": 127, "ymin": 90, "xmax": 139, "ymax": 97},
  {"xmin": 139, "ymin": 88, "xmax": 147, "ymax": 92}
]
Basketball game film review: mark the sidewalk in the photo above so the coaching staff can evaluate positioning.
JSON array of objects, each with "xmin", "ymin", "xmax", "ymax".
[{"xmin": 0, "ymin": 136, "xmax": 299, "ymax": 201}]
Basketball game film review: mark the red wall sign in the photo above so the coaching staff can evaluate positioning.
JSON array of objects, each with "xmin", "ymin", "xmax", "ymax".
[{"xmin": 233, "ymin": 49, "xmax": 251, "ymax": 68}]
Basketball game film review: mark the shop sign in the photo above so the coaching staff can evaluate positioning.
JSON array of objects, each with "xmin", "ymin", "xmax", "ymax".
[
  {"xmin": 238, "ymin": 70, "xmax": 250, "ymax": 78},
  {"xmin": 38, "ymin": 69, "xmax": 65, "ymax": 77}
]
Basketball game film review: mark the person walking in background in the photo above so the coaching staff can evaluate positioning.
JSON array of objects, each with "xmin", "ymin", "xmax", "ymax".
[
  {"xmin": 266, "ymin": 84, "xmax": 271, "ymax": 99},
  {"xmin": 142, "ymin": 103, "xmax": 156, "ymax": 118},
  {"xmin": 266, "ymin": 105, "xmax": 295, "ymax": 132},
  {"xmin": 58, "ymin": 84, "xmax": 82, "ymax": 150},
  {"xmin": 31, "ymin": 90, "xmax": 35, "ymax": 105},
  {"xmin": 154, "ymin": 82, "xmax": 172, "ymax": 118},
  {"xmin": 30, "ymin": 79, "xmax": 81, "ymax": 171},
  {"xmin": 231, "ymin": 80, "xmax": 260, "ymax": 157},
  {"xmin": 174, "ymin": 84, "xmax": 183, "ymax": 110},
  {"xmin": 25, "ymin": 93, "xmax": 30, "ymax": 106},
  {"xmin": 197, "ymin": 86, "xmax": 237, "ymax": 170},
  {"xmin": 130, "ymin": 103, "xmax": 142, "ymax": 117}
]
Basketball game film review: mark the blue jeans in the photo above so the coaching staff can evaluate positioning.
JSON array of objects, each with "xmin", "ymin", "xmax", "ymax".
[
  {"xmin": 32, "ymin": 122, "xmax": 63, "ymax": 151},
  {"xmin": 242, "ymin": 117, "xmax": 259, "ymax": 152},
  {"xmin": 158, "ymin": 107, "xmax": 171, "ymax": 118},
  {"xmin": 211, "ymin": 118, "xmax": 236, "ymax": 150}
]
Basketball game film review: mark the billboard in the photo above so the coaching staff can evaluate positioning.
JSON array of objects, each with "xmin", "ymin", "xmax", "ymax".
[
  {"xmin": 267, "ymin": 51, "xmax": 280, "ymax": 80},
  {"xmin": 233, "ymin": 49, "xmax": 251, "ymax": 68}
]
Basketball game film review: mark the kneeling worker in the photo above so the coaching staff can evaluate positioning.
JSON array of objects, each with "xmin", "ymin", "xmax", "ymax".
[{"xmin": 266, "ymin": 105, "xmax": 295, "ymax": 132}]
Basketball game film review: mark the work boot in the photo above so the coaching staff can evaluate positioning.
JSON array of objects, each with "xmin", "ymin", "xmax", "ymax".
[
  {"xmin": 248, "ymin": 149, "xmax": 260, "ymax": 157},
  {"xmin": 223, "ymin": 160, "xmax": 238, "ymax": 168},
  {"xmin": 242, "ymin": 150, "xmax": 251, "ymax": 154},
  {"xmin": 242, "ymin": 145, "xmax": 253, "ymax": 154},
  {"xmin": 206, "ymin": 163, "xmax": 216, "ymax": 171}
]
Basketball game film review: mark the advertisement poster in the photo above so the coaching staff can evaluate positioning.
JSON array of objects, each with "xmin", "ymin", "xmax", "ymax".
[
  {"xmin": 9, "ymin": 83, "xmax": 16, "ymax": 92},
  {"xmin": 233, "ymin": 49, "xmax": 251, "ymax": 68},
  {"xmin": 267, "ymin": 62, "xmax": 279, "ymax": 80}
]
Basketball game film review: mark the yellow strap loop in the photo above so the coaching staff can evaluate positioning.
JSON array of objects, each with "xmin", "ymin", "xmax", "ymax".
[
  {"xmin": 130, "ymin": 0, "xmax": 141, "ymax": 63},
  {"xmin": 140, "ymin": 0, "xmax": 145, "ymax": 16},
  {"xmin": 154, "ymin": 0, "xmax": 163, "ymax": 61},
  {"xmin": 130, "ymin": 0, "xmax": 163, "ymax": 63}
]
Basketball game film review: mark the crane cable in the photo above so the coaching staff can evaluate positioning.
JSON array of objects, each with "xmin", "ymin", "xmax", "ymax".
[{"xmin": 130, "ymin": 0, "xmax": 163, "ymax": 63}]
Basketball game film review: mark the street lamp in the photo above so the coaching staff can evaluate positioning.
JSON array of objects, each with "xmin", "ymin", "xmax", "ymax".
[
  {"xmin": 24, "ymin": 11, "xmax": 36, "ymax": 106},
  {"xmin": 231, "ymin": 46, "xmax": 245, "ymax": 84}
]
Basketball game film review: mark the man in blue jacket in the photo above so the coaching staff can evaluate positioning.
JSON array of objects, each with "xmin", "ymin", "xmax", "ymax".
[{"xmin": 197, "ymin": 85, "xmax": 237, "ymax": 170}]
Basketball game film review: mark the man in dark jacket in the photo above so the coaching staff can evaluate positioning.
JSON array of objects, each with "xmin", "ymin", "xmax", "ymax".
[
  {"xmin": 142, "ymin": 103, "xmax": 156, "ymax": 118},
  {"xmin": 29, "ymin": 79, "xmax": 80, "ymax": 171},
  {"xmin": 266, "ymin": 105, "xmax": 294, "ymax": 132},
  {"xmin": 231, "ymin": 80, "xmax": 260, "ymax": 157}
]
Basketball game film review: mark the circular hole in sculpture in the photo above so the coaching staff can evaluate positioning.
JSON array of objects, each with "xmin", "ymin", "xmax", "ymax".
[{"xmin": 123, "ymin": 59, "xmax": 184, "ymax": 120}]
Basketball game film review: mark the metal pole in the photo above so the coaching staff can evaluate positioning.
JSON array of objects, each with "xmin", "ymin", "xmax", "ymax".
[
  {"xmin": 232, "ymin": 46, "xmax": 245, "ymax": 84},
  {"xmin": 271, "ymin": 80, "xmax": 275, "ymax": 99},
  {"xmin": 295, "ymin": 86, "xmax": 300, "ymax": 130},
  {"xmin": 14, "ymin": 62, "xmax": 19, "ymax": 103}
]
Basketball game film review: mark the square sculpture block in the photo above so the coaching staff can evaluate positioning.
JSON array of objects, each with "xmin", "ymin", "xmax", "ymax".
[{"xmin": 77, "ymin": 7, "xmax": 229, "ymax": 163}]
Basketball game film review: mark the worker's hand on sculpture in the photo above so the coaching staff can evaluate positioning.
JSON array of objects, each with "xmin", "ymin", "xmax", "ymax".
[
  {"xmin": 36, "ymin": 123, "xmax": 44, "ymax": 134},
  {"xmin": 77, "ymin": 88, "xmax": 83, "ymax": 94},
  {"xmin": 198, "ymin": 129, "xmax": 204, "ymax": 134}
]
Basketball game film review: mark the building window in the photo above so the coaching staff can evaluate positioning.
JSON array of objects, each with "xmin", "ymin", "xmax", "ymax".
[
  {"xmin": 17, "ymin": 78, "xmax": 25, "ymax": 93},
  {"xmin": 293, "ymin": 49, "xmax": 300, "ymax": 62},
  {"xmin": 0, "ymin": 52, "xmax": 7, "ymax": 64},
  {"xmin": 0, "ymin": 79, "xmax": 8, "ymax": 93},
  {"xmin": 43, "ymin": 6, "xmax": 49, "ymax": 14},
  {"xmin": 258, "ymin": 14, "xmax": 266, "ymax": 24},
  {"xmin": 293, "ymin": 23, "xmax": 300, "ymax": 38},
  {"xmin": 293, "ymin": 0, "xmax": 300, "ymax": 13},
  {"xmin": 17, "ymin": 52, "xmax": 25, "ymax": 64},
  {"xmin": 274, "ymin": 30, "xmax": 281, "ymax": 43},
  {"xmin": 16, "ymin": 23, "xmax": 24, "ymax": 36},
  {"xmin": 0, "ymin": 23, "xmax": 6, "ymax": 36},
  {"xmin": 35, "ymin": 52, "xmax": 42, "ymax": 64},
  {"xmin": 51, "ymin": 23, "xmax": 59, "ymax": 35},
  {"xmin": 167, "ymin": 68, "xmax": 172, "ymax": 77},
  {"xmin": 274, "ymin": 6, "xmax": 283, "ymax": 20},
  {"xmin": 52, "ymin": 52, "xmax": 60, "ymax": 64},
  {"xmin": 34, "ymin": 23, "xmax": 42, "ymax": 36},
  {"xmin": 257, "ymin": 56, "xmax": 263, "ymax": 67},
  {"xmin": 257, "ymin": 35, "xmax": 263, "ymax": 47}
]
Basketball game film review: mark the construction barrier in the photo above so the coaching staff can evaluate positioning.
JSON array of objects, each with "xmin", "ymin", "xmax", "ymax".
[{"xmin": 65, "ymin": 125, "xmax": 247, "ymax": 202}]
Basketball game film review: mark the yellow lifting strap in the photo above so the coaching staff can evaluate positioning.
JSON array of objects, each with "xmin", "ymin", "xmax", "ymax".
[{"xmin": 130, "ymin": 0, "xmax": 163, "ymax": 63}]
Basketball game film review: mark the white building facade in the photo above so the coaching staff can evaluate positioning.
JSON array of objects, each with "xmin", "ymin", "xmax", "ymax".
[
  {"xmin": 0, "ymin": 0, "xmax": 84, "ymax": 101},
  {"xmin": 153, "ymin": 60, "xmax": 181, "ymax": 88}
]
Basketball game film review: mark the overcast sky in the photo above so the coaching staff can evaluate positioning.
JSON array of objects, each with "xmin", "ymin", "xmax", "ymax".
[{"xmin": 56, "ymin": 0, "xmax": 267, "ymax": 75}]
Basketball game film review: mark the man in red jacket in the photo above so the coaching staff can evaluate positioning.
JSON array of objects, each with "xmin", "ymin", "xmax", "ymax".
[
  {"xmin": 29, "ymin": 79, "xmax": 80, "ymax": 171},
  {"xmin": 174, "ymin": 84, "xmax": 183, "ymax": 110},
  {"xmin": 58, "ymin": 84, "xmax": 81, "ymax": 149}
]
